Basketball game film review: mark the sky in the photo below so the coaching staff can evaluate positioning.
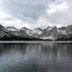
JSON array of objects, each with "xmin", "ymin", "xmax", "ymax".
[{"xmin": 0, "ymin": 0, "xmax": 72, "ymax": 29}]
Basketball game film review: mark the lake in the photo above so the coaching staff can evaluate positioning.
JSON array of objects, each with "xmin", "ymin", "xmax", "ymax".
[{"xmin": 0, "ymin": 42, "xmax": 72, "ymax": 72}]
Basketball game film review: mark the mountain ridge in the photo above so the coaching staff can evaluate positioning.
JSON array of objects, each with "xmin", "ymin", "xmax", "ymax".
[{"xmin": 0, "ymin": 24, "xmax": 72, "ymax": 41}]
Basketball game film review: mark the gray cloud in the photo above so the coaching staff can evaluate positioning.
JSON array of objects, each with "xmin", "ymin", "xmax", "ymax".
[
  {"xmin": 46, "ymin": 0, "xmax": 72, "ymax": 26},
  {"xmin": 2, "ymin": 0, "xmax": 49, "ymax": 22},
  {"xmin": 1, "ymin": 0, "xmax": 72, "ymax": 28}
]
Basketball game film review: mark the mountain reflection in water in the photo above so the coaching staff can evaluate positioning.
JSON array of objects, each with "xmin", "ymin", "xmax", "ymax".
[{"xmin": 0, "ymin": 42, "xmax": 72, "ymax": 72}]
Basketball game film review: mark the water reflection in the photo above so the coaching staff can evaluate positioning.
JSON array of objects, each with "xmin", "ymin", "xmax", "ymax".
[{"xmin": 0, "ymin": 43, "xmax": 72, "ymax": 72}]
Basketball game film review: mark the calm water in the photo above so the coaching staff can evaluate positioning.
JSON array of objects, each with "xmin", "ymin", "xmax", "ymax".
[{"xmin": 0, "ymin": 42, "xmax": 72, "ymax": 72}]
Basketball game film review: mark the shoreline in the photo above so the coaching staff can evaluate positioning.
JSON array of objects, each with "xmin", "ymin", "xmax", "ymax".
[{"xmin": 0, "ymin": 41, "xmax": 72, "ymax": 43}]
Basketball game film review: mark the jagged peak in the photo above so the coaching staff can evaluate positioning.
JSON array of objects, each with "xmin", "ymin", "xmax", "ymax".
[
  {"xmin": 6, "ymin": 26, "xmax": 18, "ymax": 31},
  {"xmin": 34, "ymin": 28, "xmax": 43, "ymax": 31},
  {"xmin": 20, "ymin": 27, "xmax": 30, "ymax": 30}
]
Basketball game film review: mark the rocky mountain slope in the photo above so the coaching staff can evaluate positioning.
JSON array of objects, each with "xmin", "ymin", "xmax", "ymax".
[
  {"xmin": 0, "ymin": 24, "xmax": 72, "ymax": 41},
  {"xmin": 0, "ymin": 25, "xmax": 40, "ymax": 40}
]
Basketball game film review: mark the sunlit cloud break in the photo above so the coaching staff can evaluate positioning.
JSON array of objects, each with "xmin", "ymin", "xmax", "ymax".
[{"xmin": 47, "ymin": 0, "xmax": 69, "ymax": 15}]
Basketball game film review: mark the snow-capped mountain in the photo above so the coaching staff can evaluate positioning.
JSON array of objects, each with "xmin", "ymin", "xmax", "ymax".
[
  {"xmin": 30, "ymin": 28, "xmax": 43, "ymax": 38},
  {"xmin": 41, "ymin": 26, "xmax": 72, "ymax": 40},
  {"xmin": 0, "ymin": 25, "xmax": 38, "ymax": 40},
  {"xmin": 32, "ymin": 28, "xmax": 43, "ymax": 35},
  {"xmin": 58, "ymin": 27, "xmax": 67, "ymax": 35},
  {"xmin": 6, "ymin": 26, "xmax": 18, "ymax": 31},
  {"xmin": 66, "ymin": 25, "xmax": 72, "ymax": 34},
  {"xmin": 0, "ymin": 24, "xmax": 10, "ymax": 38},
  {"xmin": 6, "ymin": 26, "xmax": 31, "ymax": 38},
  {"xmin": 0, "ymin": 24, "xmax": 72, "ymax": 40},
  {"xmin": 6, "ymin": 26, "xmax": 21, "ymax": 36},
  {"xmin": 41, "ymin": 26, "xmax": 58, "ymax": 40},
  {"xmin": 20, "ymin": 27, "xmax": 43, "ymax": 38},
  {"xmin": 20, "ymin": 27, "xmax": 32, "ymax": 36},
  {"xmin": 6, "ymin": 26, "xmax": 21, "ymax": 37}
]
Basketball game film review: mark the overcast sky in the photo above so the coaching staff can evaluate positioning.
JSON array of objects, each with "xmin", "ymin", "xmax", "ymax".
[{"xmin": 0, "ymin": 0, "xmax": 72, "ymax": 29}]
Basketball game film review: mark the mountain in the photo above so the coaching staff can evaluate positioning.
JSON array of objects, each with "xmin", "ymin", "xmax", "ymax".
[
  {"xmin": 6, "ymin": 26, "xmax": 18, "ymax": 31},
  {"xmin": 0, "ymin": 25, "xmax": 41, "ymax": 40},
  {"xmin": 41, "ymin": 26, "xmax": 72, "ymax": 40},
  {"xmin": 20, "ymin": 27, "xmax": 43, "ymax": 38},
  {"xmin": 41, "ymin": 26, "xmax": 59, "ymax": 40},
  {"xmin": 19, "ymin": 26, "xmax": 72, "ymax": 41},
  {"xmin": 6, "ymin": 26, "xmax": 32, "ymax": 38},
  {"xmin": 0, "ymin": 24, "xmax": 72, "ymax": 41},
  {"xmin": 32, "ymin": 28, "xmax": 43, "ymax": 35},
  {"xmin": 66, "ymin": 25, "xmax": 72, "ymax": 34},
  {"xmin": 56, "ymin": 25, "xmax": 72, "ymax": 41},
  {"xmin": 6, "ymin": 26, "xmax": 21, "ymax": 37},
  {"xmin": 20, "ymin": 27, "xmax": 32, "ymax": 36},
  {"xmin": 0, "ymin": 25, "xmax": 10, "ymax": 38},
  {"xmin": 30, "ymin": 28, "xmax": 43, "ymax": 38}
]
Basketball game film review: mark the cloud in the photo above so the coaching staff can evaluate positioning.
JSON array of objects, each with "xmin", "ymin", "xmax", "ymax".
[
  {"xmin": 0, "ymin": 10, "xmax": 9, "ymax": 19},
  {"xmin": 46, "ymin": 0, "xmax": 72, "ymax": 26},
  {"xmin": 47, "ymin": 0, "xmax": 69, "ymax": 15},
  {"xmin": 0, "ymin": 0, "xmax": 2, "ymax": 4},
  {"xmin": 0, "ymin": 10, "xmax": 30, "ymax": 29},
  {"xmin": 0, "ymin": 0, "xmax": 72, "ymax": 28},
  {"xmin": 1, "ymin": 0, "xmax": 49, "ymax": 22}
]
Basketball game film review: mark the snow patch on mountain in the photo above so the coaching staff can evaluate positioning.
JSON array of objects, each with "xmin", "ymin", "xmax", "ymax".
[{"xmin": 6, "ymin": 26, "xmax": 18, "ymax": 31}]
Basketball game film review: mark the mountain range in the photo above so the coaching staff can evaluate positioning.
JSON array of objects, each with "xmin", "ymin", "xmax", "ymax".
[{"xmin": 0, "ymin": 24, "xmax": 72, "ymax": 41}]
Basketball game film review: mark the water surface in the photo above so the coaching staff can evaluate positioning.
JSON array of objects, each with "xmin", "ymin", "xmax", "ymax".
[{"xmin": 0, "ymin": 42, "xmax": 72, "ymax": 72}]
